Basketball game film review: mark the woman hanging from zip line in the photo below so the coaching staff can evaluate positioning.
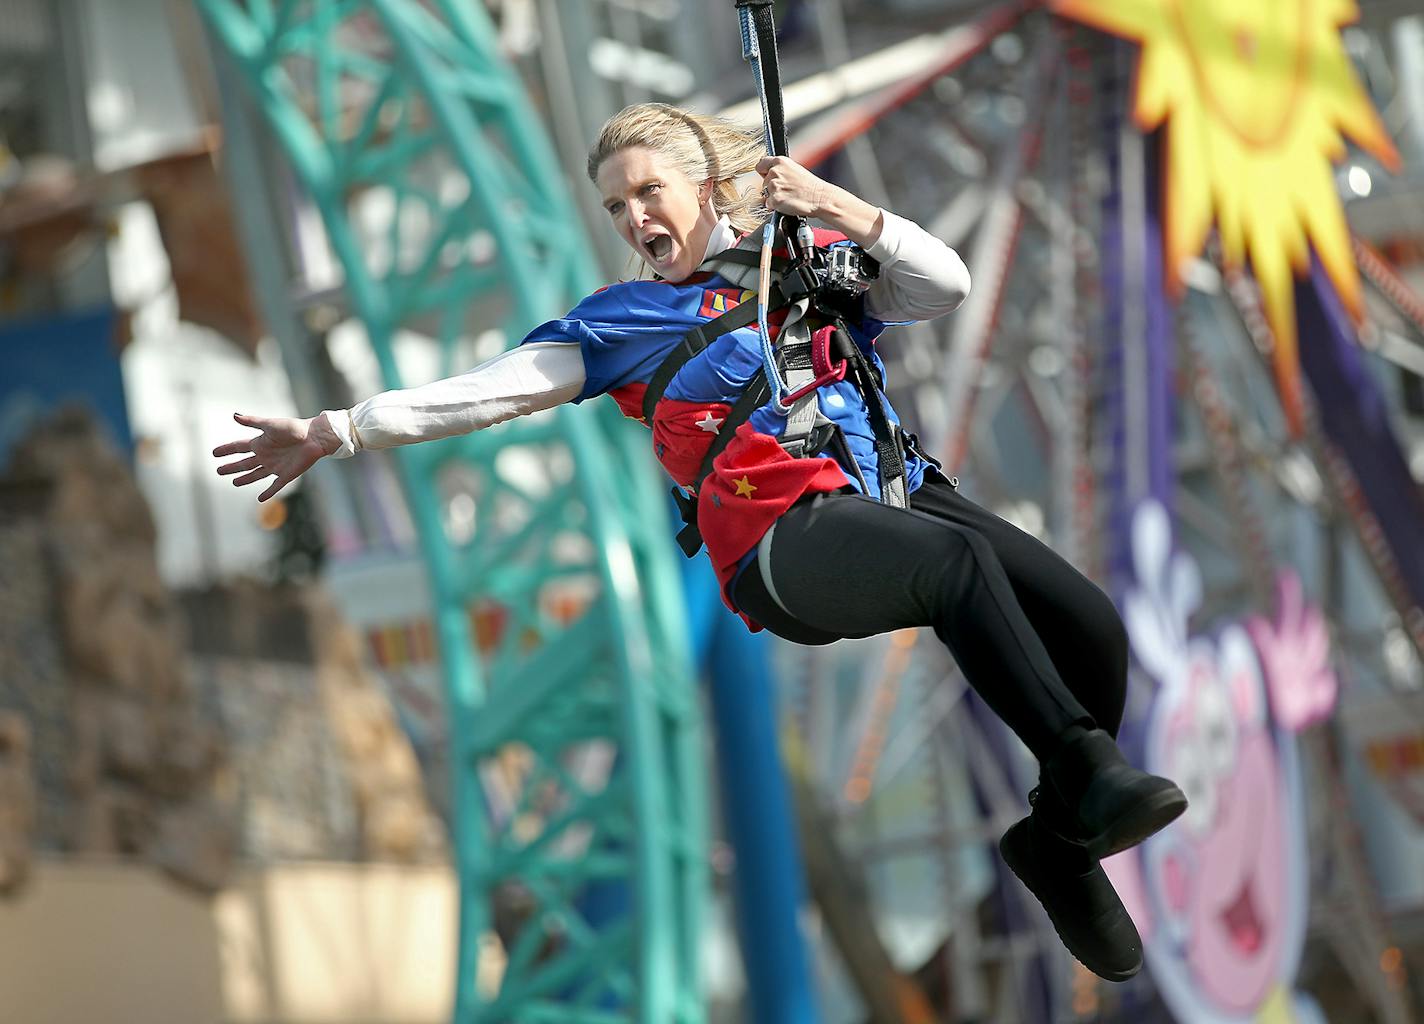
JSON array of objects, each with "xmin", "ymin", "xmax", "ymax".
[{"xmin": 213, "ymin": 102, "xmax": 1185, "ymax": 982}]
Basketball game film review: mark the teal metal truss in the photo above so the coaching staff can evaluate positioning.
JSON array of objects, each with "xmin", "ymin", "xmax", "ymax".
[{"xmin": 196, "ymin": 2, "xmax": 706, "ymax": 1020}]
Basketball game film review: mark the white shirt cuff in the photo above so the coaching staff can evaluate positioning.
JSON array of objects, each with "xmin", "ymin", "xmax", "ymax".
[{"xmin": 320, "ymin": 408, "xmax": 359, "ymax": 459}]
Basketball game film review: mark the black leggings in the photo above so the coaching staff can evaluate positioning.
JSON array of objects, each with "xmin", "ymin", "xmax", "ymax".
[{"xmin": 732, "ymin": 471, "xmax": 1128, "ymax": 760}]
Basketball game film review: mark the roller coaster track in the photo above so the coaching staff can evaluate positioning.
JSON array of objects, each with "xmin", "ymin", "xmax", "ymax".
[{"xmin": 197, "ymin": 2, "xmax": 706, "ymax": 1020}]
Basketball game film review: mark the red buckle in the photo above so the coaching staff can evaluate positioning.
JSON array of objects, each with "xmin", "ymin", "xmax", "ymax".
[
  {"xmin": 810, "ymin": 323, "xmax": 837, "ymax": 376},
  {"xmin": 780, "ymin": 359, "xmax": 847, "ymax": 405}
]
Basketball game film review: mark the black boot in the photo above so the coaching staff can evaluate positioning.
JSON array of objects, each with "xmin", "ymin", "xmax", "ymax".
[
  {"xmin": 1000, "ymin": 814, "xmax": 1143, "ymax": 982},
  {"xmin": 1037, "ymin": 725, "xmax": 1187, "ymax": 858}
]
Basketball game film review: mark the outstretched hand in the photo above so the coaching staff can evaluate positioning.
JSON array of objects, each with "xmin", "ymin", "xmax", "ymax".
[{"xmin": 213, "ymin": 412, "xmax": 334, "ymax": 502}]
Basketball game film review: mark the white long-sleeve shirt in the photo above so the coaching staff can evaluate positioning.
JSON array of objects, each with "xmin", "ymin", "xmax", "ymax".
[{"xmin": 324, "ymin": 209, "xmax": 969, "ymax": 457}]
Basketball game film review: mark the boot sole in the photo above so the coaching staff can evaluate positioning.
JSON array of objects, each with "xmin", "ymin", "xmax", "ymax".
[
  {"xmin": 1000, "ymin": 829, "xmax": 1142, "ymax": 983},
  {"xmin": 1082, "ymin": 786, "xmax": 1188, "ymax": 860}
]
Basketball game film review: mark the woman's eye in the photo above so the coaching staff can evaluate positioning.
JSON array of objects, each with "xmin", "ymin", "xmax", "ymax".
[{"xmin": 607, "ymin": 203, "xmax": 623, "ymax": 216}]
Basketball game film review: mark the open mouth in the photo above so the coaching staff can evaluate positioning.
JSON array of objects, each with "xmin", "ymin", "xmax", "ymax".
[
  {"xmin": 1220, "ymin": 876, "xmax": 1264, "ymax": 954},
  {"xmin": 646, "ymin": 235, "xmax": 673, "ymax": 263}
]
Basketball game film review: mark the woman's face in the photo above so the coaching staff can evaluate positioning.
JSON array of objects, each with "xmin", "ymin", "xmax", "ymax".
[{"xmin": 596, "ymin": 146, "xmax": 717, "ymax": 282}]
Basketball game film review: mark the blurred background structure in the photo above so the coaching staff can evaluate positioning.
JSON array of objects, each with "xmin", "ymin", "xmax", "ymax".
[{"xmin": 2, "ymin": 1, "xmax": 1424, "ymax": 1022}]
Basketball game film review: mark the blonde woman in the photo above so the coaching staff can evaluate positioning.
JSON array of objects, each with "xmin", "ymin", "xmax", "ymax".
[{"xmin": 214, "ymin": 103, "xmax": 1184, "ymax": 981}]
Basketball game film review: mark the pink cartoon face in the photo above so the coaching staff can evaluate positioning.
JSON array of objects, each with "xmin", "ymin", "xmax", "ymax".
[
  {"xmin": 1121, "ymin": 503, "xmax": 1332, "ymax": 1020},
  {"xmin": 1149, "ymin": 628, "xmax": 1286, "ymax": 1013}
]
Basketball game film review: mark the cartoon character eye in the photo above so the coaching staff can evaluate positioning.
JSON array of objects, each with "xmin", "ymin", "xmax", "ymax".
[
  {"xmin": 1171, "ymin": 733, "xmax": 1218, "ymax": 834},
  {"xmin": 1196, "ymin": 680, "xmax": 1239, "ymax": 781}
]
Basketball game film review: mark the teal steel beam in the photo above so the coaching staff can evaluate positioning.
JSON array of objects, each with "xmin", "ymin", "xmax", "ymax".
[{"xmin": 197, "ymin": 1, "xmax": 706, "ymax": 1020}]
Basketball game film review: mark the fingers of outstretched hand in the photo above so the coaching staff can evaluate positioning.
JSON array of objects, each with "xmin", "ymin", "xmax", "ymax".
[
  {"xmin": 257, "ymin": 476, "xmax": 289, "ymax": 503},
  {"xmin": 229, "ymin": 462, "xmax": 292, "ymax": 502},
  {"xmin": 212, "ymin": 436, "xmax": 256, "ymax": 458},
  {"xmin": 217, "ymin": 455, "xmax": 263, "ymax": 477},
  {"xmin": 232, "ymin": 466, "xmax": 274, "ymax": 488},
  {"xmin": 214, "ymin": 413, "xmax": 283, "ymax": 456}
]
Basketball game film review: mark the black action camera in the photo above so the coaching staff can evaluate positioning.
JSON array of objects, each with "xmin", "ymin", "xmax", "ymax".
[{"xmin": 809, "ymin": 243, "xmax": 880, "ymax": 318}]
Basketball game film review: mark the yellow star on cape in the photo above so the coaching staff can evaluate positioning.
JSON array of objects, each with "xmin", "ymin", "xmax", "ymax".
[
  {"xmin": 1054, "ymin": 0, "xmax": 1400, "ymax": 435},
  {"xmin": 733, "ymin": 475, "xmax": 757, "ymax": 498}
]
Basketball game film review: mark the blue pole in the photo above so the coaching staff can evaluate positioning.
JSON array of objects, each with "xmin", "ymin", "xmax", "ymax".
[{"xmin": 677, "ymin": 513, "xmax": 820, "ymax": 1024}]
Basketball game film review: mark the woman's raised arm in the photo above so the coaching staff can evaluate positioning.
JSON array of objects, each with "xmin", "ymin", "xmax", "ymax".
[
  {"xmin": 755, "ymin": 156, "xmax": 969, "ymax": 324},
  {"xmin": 214, "ymin": 341, "xmax": 586, "ymax": 502},
  {"xmin": 861, "ymin": 210, "xmax": 971, "ymax": 324}
]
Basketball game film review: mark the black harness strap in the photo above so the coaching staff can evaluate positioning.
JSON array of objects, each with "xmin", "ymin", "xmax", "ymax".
[
  {"xmin": 700, "ymin": 370, "xmax": 772, "ymax": 482},
  {"xmin": 736, "ymin": 0, "xmax": 789, "ymax": 159},
  {"xmin": 671, "ymin": 368, "xmax": 772, "ymax": 556},
  {"xmin": 667, "ymin": 314, "xmax": 908, "ymax": 557},
  {"xmin": 736, "ymin": 0, "xmax": 814, "ymax": 266},
  {"xmin": 640, "ymin": 282, "xmax": 788, "ymax": 425},
  {"xmin": 831, "ymin": 324, "xmax": 907, "ymax": 489}
]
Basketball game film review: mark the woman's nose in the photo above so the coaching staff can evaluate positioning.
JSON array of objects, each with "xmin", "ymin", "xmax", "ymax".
[{"xmin": 626, "ymin": 200, "xmax": 647, "ymax": 228}]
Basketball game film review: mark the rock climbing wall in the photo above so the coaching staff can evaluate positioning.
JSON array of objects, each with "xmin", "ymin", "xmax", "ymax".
[
  {"xmin": 0, "ymin": 405, "xmax": 448, "ymax": 890},
  {"xmin": 0, "ymin": 712, "xmax": 35, "ymax": 894},
  {"xmin": 307, "ymin": 589, "xmax": 448, "ymax": 862},
  {"xmin": 0, "ymin": 405, "xmax": 234, "ymax": 892}
]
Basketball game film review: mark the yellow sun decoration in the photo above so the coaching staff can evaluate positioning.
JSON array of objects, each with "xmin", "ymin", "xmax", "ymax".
[{"xmin": 1053, "ymin": 0, "xmax": 1400, "ymax": 433}]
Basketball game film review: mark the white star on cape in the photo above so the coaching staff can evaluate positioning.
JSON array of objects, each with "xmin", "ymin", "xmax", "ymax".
[{"xmin": 694, "ymin": 411, "xmax": 724, "ymax": 434}]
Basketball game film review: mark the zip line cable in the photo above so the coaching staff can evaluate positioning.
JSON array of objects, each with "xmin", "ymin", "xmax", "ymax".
[{"xmin": 735, "ymin": 0, "xmax": 812, "ymax": 415}]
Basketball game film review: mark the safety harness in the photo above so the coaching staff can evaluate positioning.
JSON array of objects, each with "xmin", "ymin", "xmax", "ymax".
[
  {"xmin": 646, "ymin": 232, "xmax": 911, "ymax": 557},
  {"xmin": 641, "ymin": 0, "xmax": 914, "ymax": 558}
]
